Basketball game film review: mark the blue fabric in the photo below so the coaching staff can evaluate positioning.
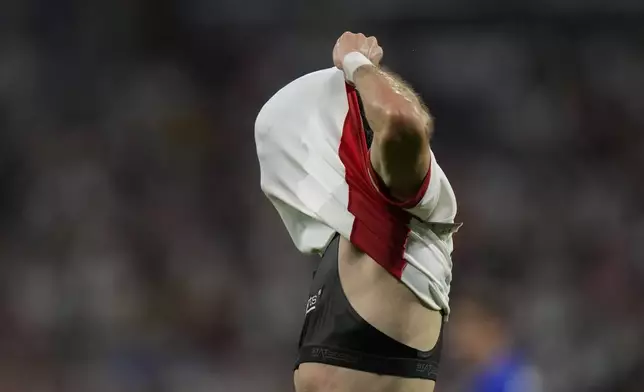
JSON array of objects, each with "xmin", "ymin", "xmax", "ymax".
[{"xmin": 469, "ymin": 351, "xmax": 530, "ymax": 392}]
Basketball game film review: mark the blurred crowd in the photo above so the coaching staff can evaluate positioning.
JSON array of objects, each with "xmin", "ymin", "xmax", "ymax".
[{"xmin": 0, "ymin": 1, "xmax": 643, "ymax": 391}]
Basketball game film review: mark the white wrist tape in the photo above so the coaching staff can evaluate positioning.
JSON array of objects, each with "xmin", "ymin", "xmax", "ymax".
[{"xmin": 342, "ymin": 52, "xmax": 373, "ymax": 83}]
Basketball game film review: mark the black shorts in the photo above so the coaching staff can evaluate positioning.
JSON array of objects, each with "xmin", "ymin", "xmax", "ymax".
[{"xmin": 294, "ymin": 235, "xmax": 445, "ymax": 380}]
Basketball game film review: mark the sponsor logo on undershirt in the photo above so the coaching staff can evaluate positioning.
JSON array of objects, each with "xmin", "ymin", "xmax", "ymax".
[{"xmin": 305, "ymin": 288, "xmax": 323, "ymax": 315}]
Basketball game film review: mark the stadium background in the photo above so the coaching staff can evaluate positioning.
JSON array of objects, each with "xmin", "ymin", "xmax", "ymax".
[{"xmin": 0, "ymin": 0, "xmax": 643, "ymax": 391}]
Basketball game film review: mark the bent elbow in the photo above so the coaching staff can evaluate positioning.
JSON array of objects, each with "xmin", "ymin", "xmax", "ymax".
[{"xmin": 371, "ymin": 105, "xmax": 432, "ymax": 199}]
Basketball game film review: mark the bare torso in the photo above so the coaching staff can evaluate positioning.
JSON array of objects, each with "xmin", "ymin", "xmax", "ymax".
[{"xmin": 294, "ymin": 236, "xmax": 442, "ymax": 392}]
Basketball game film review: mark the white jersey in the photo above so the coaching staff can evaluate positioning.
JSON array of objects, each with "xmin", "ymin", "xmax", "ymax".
[{"xmin": 255, "ymin": 68, "xmax": 460, "ymax": 314}]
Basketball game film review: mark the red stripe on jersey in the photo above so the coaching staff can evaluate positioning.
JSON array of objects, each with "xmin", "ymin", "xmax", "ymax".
[
  {"xmin": 338, "ymin": 83, "xmax": 414, "ymax": 279},
  {"xmin": 366, "ymin": 155, "xmax": 431, "ymax": 209}
]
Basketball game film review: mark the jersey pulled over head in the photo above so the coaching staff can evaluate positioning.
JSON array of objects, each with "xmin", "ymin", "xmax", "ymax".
[{"xmin": 255, "ymin": 68, "xmax": 460, "ymax": 315}]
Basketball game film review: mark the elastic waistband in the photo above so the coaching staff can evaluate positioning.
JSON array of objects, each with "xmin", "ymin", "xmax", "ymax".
[{"xmin": 296, "ymin": 345, "xmax": 440, "ymax": 381}]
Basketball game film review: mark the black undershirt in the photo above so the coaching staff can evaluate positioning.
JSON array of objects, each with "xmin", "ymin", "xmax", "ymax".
[{"xmin": 356, "ymin": 92, "xmax": 374, "ymax": 149}]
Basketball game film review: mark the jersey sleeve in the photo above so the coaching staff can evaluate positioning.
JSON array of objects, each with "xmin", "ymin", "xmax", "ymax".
[
  {"xmin": 368, "ymin": 149, "xmax": 454, "ymax": 223},
  {"xmin": 366, "ymin": 150, "xmax": 433, "ymax": 209},
  {"xmin": 404, "ymin": 150, "xmax": 453, "ymax": 221}
]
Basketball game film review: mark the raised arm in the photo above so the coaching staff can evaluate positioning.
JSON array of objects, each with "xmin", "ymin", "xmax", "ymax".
[{"xmin": 333, "ymin": 32, "xmax": 432, "ymax": 201}]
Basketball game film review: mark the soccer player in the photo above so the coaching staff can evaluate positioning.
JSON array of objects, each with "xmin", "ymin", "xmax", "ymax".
[{"xmin": 255, "ymin": 32, "xmax": 461, "ymax": 392}]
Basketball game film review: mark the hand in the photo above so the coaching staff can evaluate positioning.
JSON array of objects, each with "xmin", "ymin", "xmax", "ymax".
[{"xmin": 333, "ymin": 32, "xmax": 383, "ymax": 70}]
